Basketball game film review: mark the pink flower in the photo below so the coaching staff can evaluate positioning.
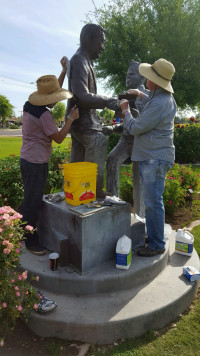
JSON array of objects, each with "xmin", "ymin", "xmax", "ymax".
[
  {"xmin": 34, "ymin": 304, "xmax": 38, "ymax": 310},
  {"xmin": 14, "ymin": 286, "xmax": 19, "ymax": 290},
  {"xmin": 25, "ymin": 291, "xmax": 29, "ymax": 295},
  {"xmin": 0, "ymin": 228, "xmax": 3, "ymax": 233},
  {"xmin": 11, "ymin": 279, "xmax": 15, "ymax": 283},
  {"xmin": 25, "ymin": 225, "xmax": 33, "ymax": 231},
  {"xmin": 17, "ymin": 305, "xmax": 23, "ymax": 312},
  {"xmin": 9, "ymin": 233, "xmax": 14, "ymax": 237},
  {"xmin": 3, "ymin": 248, "xmax": 11, "ymax": 254},
  {"xmin": 16, "ymin": 292, "xmax": 20, "ymax": 297},
  {"xmin": 12, "ymin": 213, "xmax": 23, "ymax": 220},
  {"xmin": 22, "ymin": 270, "xmax": 28, "ymax": 280},
  {"xmin": 2, "ymin": 302, "xmax": 7, "ymax": 308},
  {"xmin": 15, "ymin": 248, "xmax": 20, "ymax": 254},
  {"xmin": 18, "ymin": 275, "xmax": 22, "ymax": 280},
  {"xmin": 35, "ymin": 276, "xmax": 39, "ymax": 282}
]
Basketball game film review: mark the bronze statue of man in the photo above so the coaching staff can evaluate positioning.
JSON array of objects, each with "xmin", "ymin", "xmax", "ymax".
[{"xmin": 65, "ymin": 23, "xmax": 120, "ymax": 198}]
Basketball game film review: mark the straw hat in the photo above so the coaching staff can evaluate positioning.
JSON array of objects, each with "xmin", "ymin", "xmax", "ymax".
[
  {"xmin": 29, "ymin": 75, "xmax": 73, "ymax": 106},
  {"xmin": 139, "ymin": 58, "xmax": 175, "ymax": 93}
]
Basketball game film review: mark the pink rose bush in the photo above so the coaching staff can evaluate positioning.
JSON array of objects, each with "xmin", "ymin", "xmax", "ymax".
[
  {"xmin": 0, "ymin": 197, "xmax": 40, "ymax": 338},
  {"xmin": 119, "ymin": 163, "xmax": 200, "ymax": 216},
  {"xmin": 163, "ymin": 163, "xmax": 200, "ymax": 214}
]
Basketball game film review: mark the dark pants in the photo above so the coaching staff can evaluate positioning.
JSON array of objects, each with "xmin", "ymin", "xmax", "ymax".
[{"xmin": 19, "ymin": 158, "xmax": 48, "ymax": 247}]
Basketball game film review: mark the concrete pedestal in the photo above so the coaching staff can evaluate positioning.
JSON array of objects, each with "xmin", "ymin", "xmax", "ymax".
[{"xmin": 37, "ymin": 195, "xmax": 131, "ymax": 274}]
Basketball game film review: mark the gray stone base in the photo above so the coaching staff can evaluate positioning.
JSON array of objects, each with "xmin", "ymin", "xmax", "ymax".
[{"xmin": 37, "ymin": 194, "xmax": 132, "ymax": 274}]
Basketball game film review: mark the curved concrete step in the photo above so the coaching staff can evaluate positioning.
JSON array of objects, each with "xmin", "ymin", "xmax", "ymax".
[
  {"xmin": 19, "ymin": 239, "xmax": 169, "ymax": 295},
  {"xmin": 27, "ymin": 247, "xmax": 199, "ymax": 344}
]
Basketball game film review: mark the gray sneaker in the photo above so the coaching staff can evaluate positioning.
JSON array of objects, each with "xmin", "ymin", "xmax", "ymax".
[{"xmin": 37, "ymin": 292, "xmax": 57, "ymax": 313}]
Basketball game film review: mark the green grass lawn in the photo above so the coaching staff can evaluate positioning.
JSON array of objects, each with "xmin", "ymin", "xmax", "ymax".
[{"xmin": 0, "ymin": 137, "xmax": 71, "ymax": 158}]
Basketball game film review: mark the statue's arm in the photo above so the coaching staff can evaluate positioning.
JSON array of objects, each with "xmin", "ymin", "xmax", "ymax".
[{"xmin": 70, "ymin": 56, "xmax": 118, "ymax": 110}]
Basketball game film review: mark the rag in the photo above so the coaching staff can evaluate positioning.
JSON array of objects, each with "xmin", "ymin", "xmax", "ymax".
[{"xmin": 104, "ymin": 195, "xmax": 126, "ymax": 205}]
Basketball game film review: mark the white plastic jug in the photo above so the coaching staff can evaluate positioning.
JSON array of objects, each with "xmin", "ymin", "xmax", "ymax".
[
  {"xmin": 175, "ymin": 229, "xmax": 194, "ymax": 256},
  {"xmin": 116, "ymin": 235, "xmax": 132, "ymax": 270}
]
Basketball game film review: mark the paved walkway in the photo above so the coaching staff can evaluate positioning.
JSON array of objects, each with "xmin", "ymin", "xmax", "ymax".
[
  {"xmin": 0, "ymin": 129, "xmax": 70, "ymax": 137},
  {"xmin": 0, "ymin": 129, "xmax": 22, "ymax": 136}
]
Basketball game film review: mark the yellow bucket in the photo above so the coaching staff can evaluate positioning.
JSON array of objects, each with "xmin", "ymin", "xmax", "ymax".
[{"xmin": 63, "ymin": 162, "xmax": 97, "ymax": 206}]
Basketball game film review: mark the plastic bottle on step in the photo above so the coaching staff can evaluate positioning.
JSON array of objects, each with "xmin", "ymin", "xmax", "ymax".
[{"xmin": 175, "ymin": 229, "xmax": 194, "ymax": 256}]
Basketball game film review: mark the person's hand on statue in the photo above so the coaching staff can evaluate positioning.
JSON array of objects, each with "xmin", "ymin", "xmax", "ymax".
[
  {"xmin": 69, "ymin": 105, "xmax": 79, "ymax": 121},
  {"xmin": 126, "ymin": 89, "xmax": 143, "ymax": 99},
  {"xmin": 120, "ymin": 99, "xmax": 130, "ymax": 112}
]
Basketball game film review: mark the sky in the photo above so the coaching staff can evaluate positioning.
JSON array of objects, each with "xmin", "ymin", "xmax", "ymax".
[{"xmin": 0, "ymin": 0, "xmax": 112, "ymax": 117}]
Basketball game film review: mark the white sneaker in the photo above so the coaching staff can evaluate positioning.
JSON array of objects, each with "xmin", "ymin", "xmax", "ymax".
[{"xmin": 37, "ymin": 292, "xmax": 57, "ymax": 313}]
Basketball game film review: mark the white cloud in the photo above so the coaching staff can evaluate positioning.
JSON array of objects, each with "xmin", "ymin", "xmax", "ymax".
[{"xmin": 1, "ymin": 13, "xmax": 79, "ymax": 39}]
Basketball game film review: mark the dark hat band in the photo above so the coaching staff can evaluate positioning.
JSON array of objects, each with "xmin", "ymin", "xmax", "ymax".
[{"xmin": 151, "ymin": 66, "xmax": 169, "ymax": 81}]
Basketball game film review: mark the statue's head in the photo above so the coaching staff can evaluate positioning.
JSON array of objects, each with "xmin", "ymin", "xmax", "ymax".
[
  {"xmin": 126, "ymin": 59, "xmax": 145, "ymax": 89},
  {"xmin": 80, "ymin": 23, "xmax": 106, "ymax": 60}
]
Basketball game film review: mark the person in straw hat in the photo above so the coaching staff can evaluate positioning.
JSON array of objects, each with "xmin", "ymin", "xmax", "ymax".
[
  {"xmin": 120, "ymin": 58, "xmax": 177, "ymax": 257},
  {"xmin": 20, "ymin": 63, "xmax": 79, "ymax": 255}
]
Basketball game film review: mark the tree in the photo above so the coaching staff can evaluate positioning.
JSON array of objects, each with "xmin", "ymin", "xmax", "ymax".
[
  {"xmin": 51, "ymin": 102, "xmax": 66, "ymax": 125},
  {"xmin": 0, "ymin": 95, "xmax": 14, "ymax": 127},
  {"xmin": 88, "ymin": 0, "xmax": 200, "ymax": 108},
  {"xmin": 99, "ymin": 108, "xmax": 114, "ymax": 120}
]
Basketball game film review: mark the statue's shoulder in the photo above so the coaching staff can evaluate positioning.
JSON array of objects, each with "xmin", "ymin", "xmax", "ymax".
[{"xmin": 71, "ymin": 49, "xmax": 88, "ymax": 67}]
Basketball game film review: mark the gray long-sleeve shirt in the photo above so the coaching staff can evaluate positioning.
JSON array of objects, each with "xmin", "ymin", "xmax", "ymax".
[{"xmin": 124, "ymin": 88, "xmax": 177, "ymax": 162}]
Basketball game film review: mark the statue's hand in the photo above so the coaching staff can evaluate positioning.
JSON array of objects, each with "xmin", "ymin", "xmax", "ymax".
[
  {"xmin": 107, "ymin": 98, "xmax": 120, "ymax": 111},
  {"xmin": 102, "ymin": 125, "xmax": 113, "ymax": 136},
  {"xmin": 112, "ymin": 124, "xmax": 124, "ymax": 134}
]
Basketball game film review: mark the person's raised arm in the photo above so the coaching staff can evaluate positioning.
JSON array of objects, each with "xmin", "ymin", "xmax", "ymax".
[
  {"xmin": 49, "ymin": 105, "xmax": 79, "ymax": 144},
  {"xmin": 58, "ymin": 56, "xmax": 68, "ymax": 88}
]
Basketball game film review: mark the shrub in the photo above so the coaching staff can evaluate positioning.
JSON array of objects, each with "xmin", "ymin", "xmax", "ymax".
[
  {"xmin": 118, "ymin": 163, "xmax": 200, "ymax": 215},
  {"xmin": 0, "ymin": 146, "xmax": 72, "ymax": 207},
  {"xmin": 9, "ymin": 124, "xmax": 18, "ymax": 129},
  {"xmin": 0, "ymin": 197, "xmax": 40, "ymax": 338},
  {"xmin": 45, "ymin": 145, "xmax": 71, "ymax": 194},
  {"xmin": 174, "ymin": 124, "xmax": 200, "ymax": 163},
  {"xmin": 0, "ymin": 156, "xmax": 23, "ymax": 210},
  {"xmin": 119, "ymin": 165, "xmax": 133, "ymax": 203},
  {"xmin": 107, "ymin": 133, "xmax": 120, "ymax": 155},
  {"xmin": 163, "ymin": 163, "xmax": 200, "ymax": 214}
]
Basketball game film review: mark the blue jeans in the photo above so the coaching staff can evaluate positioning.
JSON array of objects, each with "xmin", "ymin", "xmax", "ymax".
[{"xmin": 139, "ymin": 159, "xmax": 173, "ymax": 251}]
